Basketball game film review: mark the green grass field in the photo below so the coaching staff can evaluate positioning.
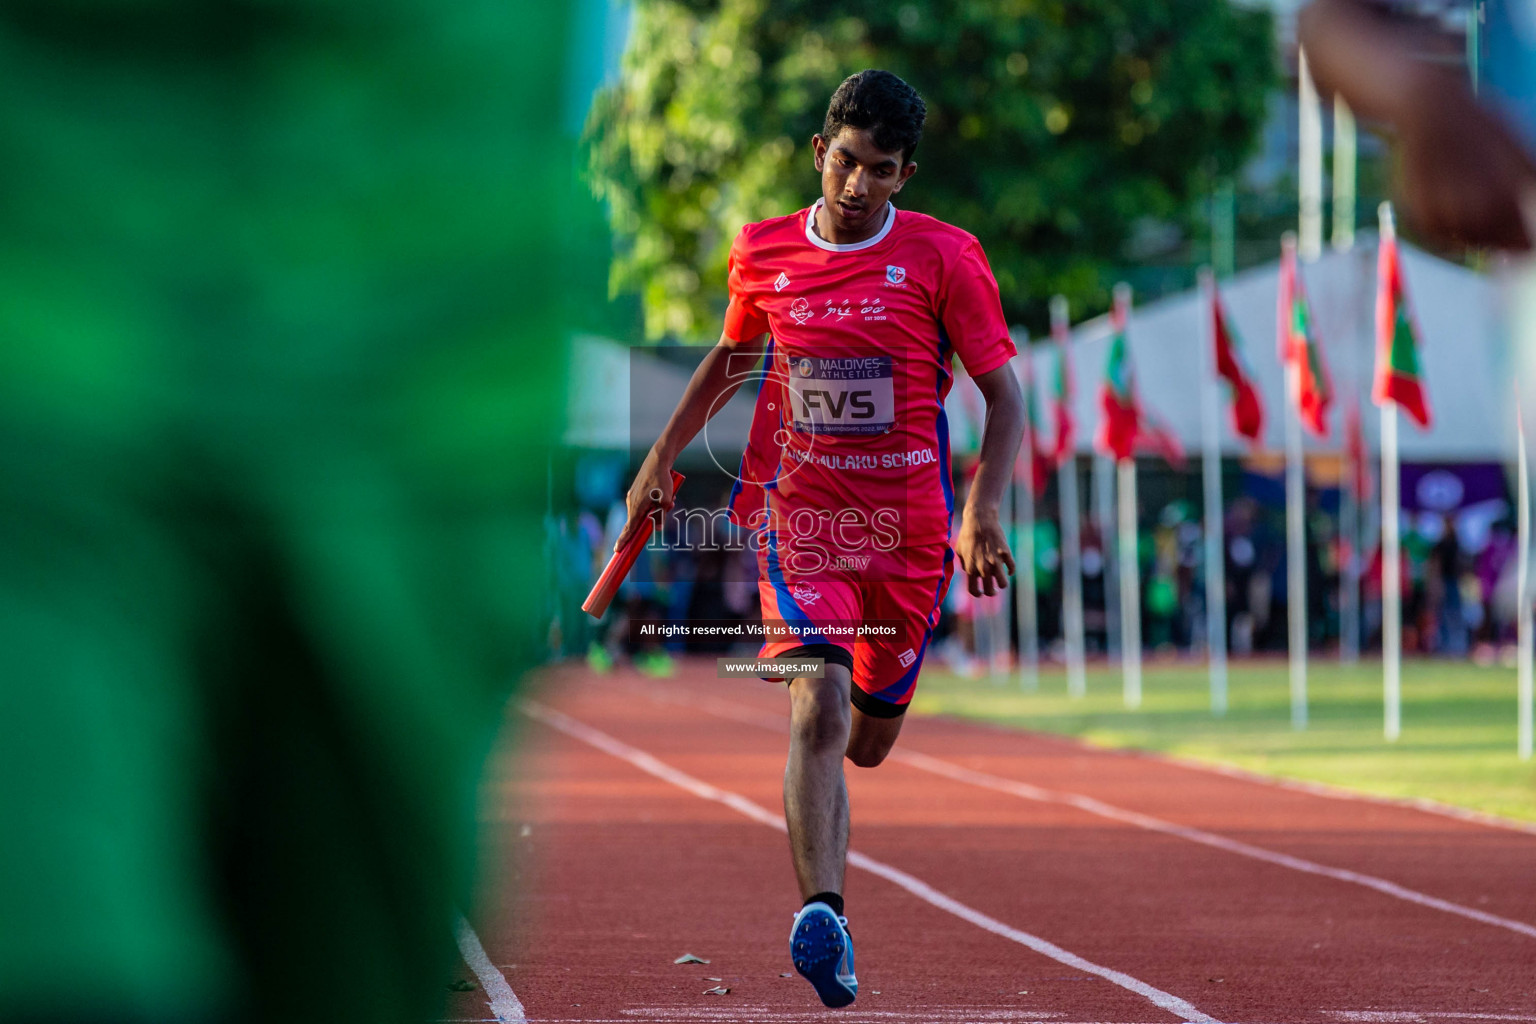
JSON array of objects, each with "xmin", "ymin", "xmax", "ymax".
[{"xmin": 910, "ymin": 658, "xmax": 1536, "ymax": 824}]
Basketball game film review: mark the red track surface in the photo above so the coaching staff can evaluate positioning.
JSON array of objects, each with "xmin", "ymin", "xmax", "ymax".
[{"xmin": 446, "ymin": 660, "xmax": 1536, "ymax": 1024}]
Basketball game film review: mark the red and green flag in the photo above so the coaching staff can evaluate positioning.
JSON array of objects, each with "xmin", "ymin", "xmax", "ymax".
[
  {"xmin": 1049, "ymin": 303, "xmax": 1076, "ymax": 464},
  {"xmin": 1136, "ymin": 406, "xmax": 1187, "ymax": 471},
  {"xmin": 1372, "ymin": 224, "xmax": 1432, "ymax": 429},
  {"xmin": 1095, "ymin": 288, "xmax": 1141, "ymax": 461},
  {"xmin": 1277, "ymin": 240, "xmax": 1333, "ymax": 437},
  {"xmin": 1212, "ymin": 286, "xmax": 1264, "ymax": 443}
]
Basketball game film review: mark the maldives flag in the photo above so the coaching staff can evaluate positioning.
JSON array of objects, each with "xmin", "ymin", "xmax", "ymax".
[
  {"xmin": 1277, "ymin": 240, "xmax": 1333, "ymax": 437},
  {"xmin": 1049, "ymin": 300, "xmax": 1076, "ymax": 465},
  {"xmin": 1212, "ymin": 286, "xmax": 1264, "ymax": 442},
  {"xmin": 1372, "ymin": 224, "xmax": 1432, "ymax": 428},
  {"xmin": 1137, "ymin": 407, "xmax": 1187, "ymax": 471},
  {"xmin": 1095, "ymin": 289, "xmax": 1141, "ymax": 461},
  {"xmin": 1019, "ymin": 351, "xmax": 1054, "ymax": 492}
]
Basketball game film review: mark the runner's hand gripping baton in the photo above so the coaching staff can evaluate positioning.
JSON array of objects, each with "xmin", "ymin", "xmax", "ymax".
[{"xmin": 582, "ymin": 471, "xmax": 684, "ymax": 619}]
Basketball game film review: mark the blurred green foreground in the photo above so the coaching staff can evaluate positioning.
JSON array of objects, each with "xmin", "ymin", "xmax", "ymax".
[{"xmin": 0, "ymin": 3, "xmax": 579, "ymax": 1022}]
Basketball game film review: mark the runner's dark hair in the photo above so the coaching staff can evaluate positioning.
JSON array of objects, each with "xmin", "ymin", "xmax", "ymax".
[{"xmin": 823, "ymin": 70, "xmax": 926, "ymax": 164}]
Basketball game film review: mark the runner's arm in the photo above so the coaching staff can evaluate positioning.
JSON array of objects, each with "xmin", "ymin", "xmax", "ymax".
[
  {"xmin": 1299, "ymin": 0, "xmax": 1534, "ymax": 250},
  {"xmin": 616, "ymin": 332, "xmax": 768, "ymax": 550},
  {"xmin": 955, "ymin": 362, "xmax": 1025, "ymax": 597}
]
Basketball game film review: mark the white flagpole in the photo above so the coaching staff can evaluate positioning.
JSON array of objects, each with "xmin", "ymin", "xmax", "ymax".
[
  {"xmin": 1015, "ymin": 350, "xmax": 1040, "ymax": 690},
  {"xmin": 1052, "ymin": 296, "xmax": 1087, "ymax": 699},
  {"xmin": 1513, "ymin": 197, "xmax": 1536, "ymax": 758},
  {"xmin": 971, "ymin": 408, "xmax": 1001, "ymax": 683},
  {"xmin": 1096, "ymin": 453, "xmax": 1121, "ymax": 662},
  {"xmin": 1287, "ymin": 47, "xmax": 1323, "ymax": 731},
  {"xmin": 1379, "ymin": 203, "xmax": 1402, "ymax": 741},
  {"xmin": 1518, "ymin": 401, "xmax": 1532, "ymax": 761},
  {"xmin": 1114, "ymin": 282, "xmax": 1143, "ymax": 709},
  {"xmin": 1381, "ymin": 395, "xmax": 1402, "ymax": 740},
  {"xmin": 1198, "ymin": 268, "xmax": 1229, "ymax": 716},
  {"xmin": 997, "ymin": 471, "xmax": 1018, "ymax": 681},
  {"xmin": 1058, "ymin": 454, "xmax": 1087, "ymax": 696},
  {"xmin": 1119, "ymin": 456, "xmax": 1142, "ymax": 709},
  {"xmin": 1283, "ymin": 237, "xmax": 1311, "ymax": 732},
  {"xmin": 1341, "ymin": 407, "xmax": 1362, "ymax": 663},
  {"xmin": 1299, "ymin": 49, "xmax": 1325, "ymax": 260},
  {"xmin": 1335, "ymin": 96, "xmax": 1362, "ymax": 665}
]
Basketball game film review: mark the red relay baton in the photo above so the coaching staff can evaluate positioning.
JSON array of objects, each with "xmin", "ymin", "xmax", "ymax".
[{"xmin": 582, "ymin": 471, "xmax": 684, "ymax": 619}]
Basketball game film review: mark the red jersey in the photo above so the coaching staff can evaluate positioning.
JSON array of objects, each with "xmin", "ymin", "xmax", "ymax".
[{"xmin": 723, "ymin": 200, "xmax": 1015, "ymax": 549}]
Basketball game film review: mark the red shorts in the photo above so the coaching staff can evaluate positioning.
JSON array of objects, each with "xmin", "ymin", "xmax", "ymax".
[{"xmin": 756, "ymin": 538, "xmax": 954, "ymax": 717}]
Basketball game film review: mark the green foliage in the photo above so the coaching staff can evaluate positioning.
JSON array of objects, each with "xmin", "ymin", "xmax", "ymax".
[{"xmin": 586, "ymin": 0, "xmax": 1276, "ymax": 340}]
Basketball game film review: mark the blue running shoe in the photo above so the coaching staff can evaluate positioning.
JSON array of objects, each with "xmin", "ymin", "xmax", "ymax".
[{"xmin": 789, "ymin": 901, "xmax": 856, "ymax": 1008}]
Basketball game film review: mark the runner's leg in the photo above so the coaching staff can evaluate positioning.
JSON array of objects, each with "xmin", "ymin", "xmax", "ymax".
[
  {"xmin": 784, "ymin": 664, "xmax": 853, "ymax": 898},
  {"xmin": 846, "ymin": 709, "xmax": 904, "ymax": 767},
  {"xmin": 843, "ymin": 543, "xmax": 954, "ymax": 768}
]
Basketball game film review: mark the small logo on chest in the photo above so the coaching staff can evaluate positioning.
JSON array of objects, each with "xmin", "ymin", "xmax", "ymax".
[
  {"xmin": 885, "ymin": 265, "xmax": 907, "ymax": 287},
  {"xmin": 774, "ymin": 271, "xmax": 791, "ymax": 292}
]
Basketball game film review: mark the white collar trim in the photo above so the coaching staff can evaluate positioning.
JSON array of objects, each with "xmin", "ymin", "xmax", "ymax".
[{"xmin": 804, "ymin": 198, "xmax": 897, "ymax": 252}]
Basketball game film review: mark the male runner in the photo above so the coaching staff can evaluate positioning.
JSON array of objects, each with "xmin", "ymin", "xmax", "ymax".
[{"xmin": 618, "ymin": 69, "xmax": 1025, "ymax": 1007}]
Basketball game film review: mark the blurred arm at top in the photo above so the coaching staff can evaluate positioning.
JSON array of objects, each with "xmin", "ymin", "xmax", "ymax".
[{"xmin": 1299, "ymin": 0, "xmax": 1536, "ymax": 251}]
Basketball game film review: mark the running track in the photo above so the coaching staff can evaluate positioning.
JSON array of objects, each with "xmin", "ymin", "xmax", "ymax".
[{"xmin": 445, "ymin": 661, "xmax": 1536, "ymax": 1024}]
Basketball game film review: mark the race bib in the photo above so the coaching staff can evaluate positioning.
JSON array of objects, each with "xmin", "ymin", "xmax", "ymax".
[{"xmin": 787, "ymin": 355, "xmax": 894, "ymax": 435}]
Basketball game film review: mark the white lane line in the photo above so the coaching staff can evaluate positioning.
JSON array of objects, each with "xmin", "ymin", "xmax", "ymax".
[
  {"xmin": 892, "ymin": 683, "xmax": 1536, "ymax": 838},
  {"xmin": 1328, "ymin": 1015, "xmax": 1536, "ymax": 1023},
  {"xmin": 618, "ymin": 1011, "xmax": 1072, "ymax": 1021},
  {"xmin": 1153, "ymin": 753, "xmax": 1536, "ymax": 838},
  {"xmin": 455, "ymin": 913, "xmax": 527, "ymax": 1023},
  {"xmin": 484, "ymin": 1020, "xmax": 1087, "ymax": 1024},
  {"xmin": 649, "ymin": 687, "xmax": 1536, "ymax": 943},
  {"xmin": 887, "ymin": 748, "xmax": 1536, "ymax": 942},
  {"xmin": 498, "ymin": 1018, "xmax": 1161, "ymax": 1024},
  {"xmin": 520, "ymin": 700, "xmax": 1223, "ymax": 1024},
  {"xmin": 629, "ymin": 673, "xmax": 1536, "ymax": 837}
]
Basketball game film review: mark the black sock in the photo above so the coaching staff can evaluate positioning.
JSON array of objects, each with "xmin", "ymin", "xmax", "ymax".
[{"xmin": 805, "ymin": 891, "xmax": 844, "ymax": 917}]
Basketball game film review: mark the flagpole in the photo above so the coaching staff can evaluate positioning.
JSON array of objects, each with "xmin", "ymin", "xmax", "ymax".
[
  {"xmin": 997, "ymin": 472, "xmax": 1018, "ymax": 681},
  {"xmin": 973, "ymin": 439, "xmax": 1001, "ymax": 683},
  {"xmin": 1282, "ymin": 237, "xmax": 1311, "ymax": 732},
  {"xmin": 1015, "ymin": 468, "xmax": 1039, "ymax": 688},
  {"xmin": 1299, "ymin": 49, "xmax": 1324, "ymax": 261},
  {"xmin": 1014, "ymin": 351, "xmax": 1040, "ymax": 690},
  {"xmin": 1198, "ymin": 268, "xmax": 1229, "ymax": 716},
  {"xmin": 1514, "ymin": 193, "xmax": 1536, "ymax": 760},
  {"xmin": 1096, "ymin": 453, "xmax": 1121, "ymax": 662},
  {"xmin": 1518, "ymin": 400, "xmax": 1532, "ymax": 761},
  {"xmin": 1341, "ymin": 396, "xmax": 1363, "ymax": 663},
  {"xmin": 1052, "ymin": 296, "xmax": 1088, "ymax": 698},
  {"xmin": 1378, "ymin": 203, "xmax": 1402, "ymax": 741},
  {"xmin": 1112, "ymin": 283, "xmax": 1143, "ymax": 709},
  {"xmin": 1284, "ymin": 47, "xmax": 1324, "ymax": 733},
  {"xmin": 1381, "ymin": 391, "xmax": 1401, "ymax": 740},
  {"xmin": 1118, "ymin": 455, "xmax": 1142, "ymax": 710},
  {"xmin": 1058, "ymin": 455, "xmax": 1087, "ymax": 696},
  {"xmin": 1335, "ymin": 96, "xmax": 1362, "ymax": 665}
]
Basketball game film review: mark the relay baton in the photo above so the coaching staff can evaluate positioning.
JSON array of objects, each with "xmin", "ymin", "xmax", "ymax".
[{"xmin": 582, "ymin": 471, "xmax": 684, "ymax": 619}]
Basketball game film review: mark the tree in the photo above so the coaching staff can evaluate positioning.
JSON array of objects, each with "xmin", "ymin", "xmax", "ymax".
[{"xmin": 587, "ymin": 0, "xmax": 1276, "ymax": 340}]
